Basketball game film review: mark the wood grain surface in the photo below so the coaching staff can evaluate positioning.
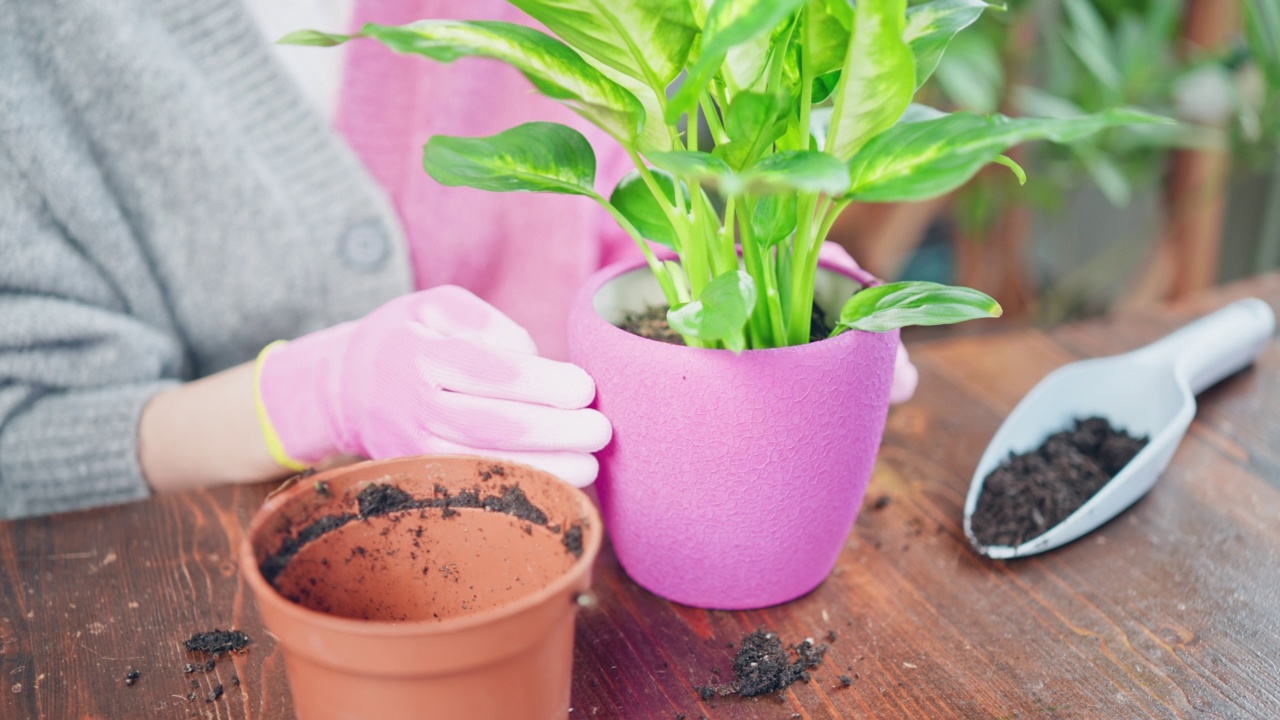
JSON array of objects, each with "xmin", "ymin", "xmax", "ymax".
[{"xmin": 2, "ymin": 275, "xmax": 1277, "ymax": 720}]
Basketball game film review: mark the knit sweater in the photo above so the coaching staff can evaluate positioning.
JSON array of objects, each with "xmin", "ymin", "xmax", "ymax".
[{"xmin": 0, "ymin": 0, "xmax": 413, "ymax": 519}]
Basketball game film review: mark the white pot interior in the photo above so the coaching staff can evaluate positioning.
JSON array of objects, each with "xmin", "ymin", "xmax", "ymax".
[{"xmin": 593, "ymin": 263, "xmax": 864, "ymax": 325}]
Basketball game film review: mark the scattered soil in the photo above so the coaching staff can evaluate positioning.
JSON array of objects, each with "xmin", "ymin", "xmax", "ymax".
[
  {"xmin": 259, "ymin": 477, "xmax": 579, "ymax": 589},
  {"xmin": 207, "ymin": 683, "xmax": 224, "ymax": 703},
  {"xmin": 184, "ymin": 629, "xmax": 251, "ymax": 656},
  {"xmin": 619, "ymin": 304, "xmax": 834, "ymax": 345},
  {"xmin": 123, "ymin": 669, "xmax": 139, "ymax": 687},
  {"xmin": 696, "ymin": 629, "xmax": 829, "ymax": 700},
  {"xmin": 970, "ymin": 416, "xmax": 1149, "ymax": 548}
]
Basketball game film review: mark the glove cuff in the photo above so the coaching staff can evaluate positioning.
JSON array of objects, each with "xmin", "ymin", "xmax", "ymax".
[{"xmin": 256, "ymin": 324, "xmax": 355, "ymax": 466}]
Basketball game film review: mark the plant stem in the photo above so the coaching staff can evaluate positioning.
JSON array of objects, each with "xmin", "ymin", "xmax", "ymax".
[
  {"xmin": 591, "ymin": 195, "xmax": 681, "ymax": 308},
  {"xmin": 700, "ymin": 93, "xmax": 729, "ymax": 145},
  {"xmin": 797, "ymin": 2, "xmax": 815, "ymax": 152},
  {"xmin": 786, "ymin": 192, "xmax": 821, "ymax": 344}
]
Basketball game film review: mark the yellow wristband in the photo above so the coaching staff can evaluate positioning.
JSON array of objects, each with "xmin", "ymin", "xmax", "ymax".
[{"xmin": 253, "ymin": 340, "xmax": 310, "ymax": 473}]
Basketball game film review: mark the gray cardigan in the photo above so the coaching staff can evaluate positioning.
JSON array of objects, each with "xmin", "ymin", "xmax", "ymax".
[{"xmin": 0, "ymin": 0, "xmax": 414, "ymax": 519}]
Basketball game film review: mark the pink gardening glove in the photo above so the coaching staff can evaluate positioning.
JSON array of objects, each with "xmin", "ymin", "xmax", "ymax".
[
  {"xmin": 819, "ymin": 242, "xmax": 920, "ymax": 404},
  {"xmin": 257, "ymin": 286, "xmax": 611, "ymax": 487}
]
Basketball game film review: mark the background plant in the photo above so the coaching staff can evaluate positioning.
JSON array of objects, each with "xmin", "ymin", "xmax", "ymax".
[{"xmin": 284, "ymin": 0, "xmax": 1166, "ymax": 351}]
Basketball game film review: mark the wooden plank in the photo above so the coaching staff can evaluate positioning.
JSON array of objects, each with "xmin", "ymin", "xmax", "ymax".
[{"xmin": 1, "ymin": 275, "xmax": 1277, "ymax": 719}]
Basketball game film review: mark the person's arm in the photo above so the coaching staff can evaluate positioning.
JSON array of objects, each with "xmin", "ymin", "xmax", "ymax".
[{"xmin": 137, "ymin": 362, "xmax": 284, "ymax": 494}]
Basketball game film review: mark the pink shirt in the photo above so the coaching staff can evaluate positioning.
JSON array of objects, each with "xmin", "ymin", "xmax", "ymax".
[{"xmin": 334, "ymin": 1, "xmax": 638, "ymax": 360}]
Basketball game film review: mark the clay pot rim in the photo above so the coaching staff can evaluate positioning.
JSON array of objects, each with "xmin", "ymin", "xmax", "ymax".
[
  {"xmin": 575, "ymin": 254, "xmax": 883, "ymax": 357},
  {"xmin": 239, "ymin": 455, "xmax": 603, "ymax": 637}
]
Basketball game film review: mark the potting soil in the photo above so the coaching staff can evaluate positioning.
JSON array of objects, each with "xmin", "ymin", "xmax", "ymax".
[
  {"xmin": 969, "ymin": 416, "xmax": 1148, "ymax": 548},
  {"xmin": 619, "ymin": 304, "xmax": 835, "ymax": 344}
]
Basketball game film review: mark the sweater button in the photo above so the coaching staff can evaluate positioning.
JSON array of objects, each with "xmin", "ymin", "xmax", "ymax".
[{"xmin": 338, "ymin": 221, "xmax": 390, "ymax": 271}]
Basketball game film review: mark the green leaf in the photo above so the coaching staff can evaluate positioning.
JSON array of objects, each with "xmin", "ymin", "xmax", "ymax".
[
  {"xmin": 609, "ymin": 170, "xmax": 684, "ymax": 248},
  {"xmin": 751, "ymin": 194, "xmax": 797, "ymax": 248},
  {"xmin": 507, "ymin": 0, "xmax": 699, "ymax": 89},
  {"xmin": 667, "ymin": 270, "xmax": 758, "ymax": 352},
  {"xmin": 352, "ymin": 21, "xmax": 644, "ymax": 144},
  {"xmin": 423, "ymin": 122, "xmax": 596, "ymax": 195},
  {"xmin": 646, "ymin": 150, "xmax": 733, "ymax": 181},
  {"xmin": 649, "ymin": 149, "xmax": 847, "ymax": 196},
  {"xmin": 903, "ymin": 0, "xmax": 993, "ymax": 89},
  {"xmin": 991, "ymin": 155, "xmax": 1025, "ymax": 185},
  {"xmin": 277, "ymin": 29, "xmax": 351, "ymax": 46},
  {"xmin": 808, "ymin": 0, "xmax": 855, "ymax": 77},
  {"xmin": 826, "ymin": 0, "xmax": 915, "ymax": 160},
  {"xmin": 748, "ymin": 151, "xmax": 849, "ymax": 195},
  {"xmin": 834, "ymin": 281, "xmax": 1000, "ymax": 333},
  {"xmin": 722, "ymin": 91, "xmax": 790, "ymax": 168},
  {"xmin": 583, "ymin": 61, "xmax": 674, "ymax": 152},
  {"xmin": 666, "ymin": 0, "xmax": 808, "ymax": 123},
  {"xmin": 845, "ymin": 108, "xmax": 1173, "ymax": 202},
  {"xmin": 811, "ymin": 70, "xmax": 841, "ymax": 103}
]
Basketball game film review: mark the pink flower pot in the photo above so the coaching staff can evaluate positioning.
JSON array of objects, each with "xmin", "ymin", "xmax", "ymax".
[{"xmin": 567, "ymin": 257, "xmax": 898, "ymax": 609}]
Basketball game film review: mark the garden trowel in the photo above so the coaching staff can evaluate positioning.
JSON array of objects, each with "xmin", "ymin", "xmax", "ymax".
[{"xmin": 964, "ymin": 298, "xmax": 1275, "ymax": 559}]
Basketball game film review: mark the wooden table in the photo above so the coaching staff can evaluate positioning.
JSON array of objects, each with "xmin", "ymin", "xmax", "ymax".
[{"xmin": 3, "ymin": 275, "xmax": 1278, "ymax": 719}]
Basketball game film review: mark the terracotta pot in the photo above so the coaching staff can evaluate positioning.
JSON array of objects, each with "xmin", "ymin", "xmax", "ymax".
[
  {"xmin": 240, "ymin": 455, "xmax": 602, "ymax": 720},
  {"xmin": 567, "ymin": 257, "xmax": 897, "ymax": 609}
]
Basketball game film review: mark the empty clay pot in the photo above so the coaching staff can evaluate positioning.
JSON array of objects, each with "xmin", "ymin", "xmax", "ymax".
[{"xmin": 240, "ymin": 455, "xmax": 602, "ymax": 720}]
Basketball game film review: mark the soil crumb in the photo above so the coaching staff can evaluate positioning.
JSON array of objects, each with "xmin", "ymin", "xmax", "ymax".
[
  {"xmin": 184, "ymin": 629, "xmax": 251, "ymax": 656},
  {"xmin": 970, "ymin": 416, "xmax": 1148, "ymax": 548},
  {"xmin": 696, "ymin": 629, "xmax": 828, "ymax": 699},
  {"xmin": 123, "ymin": 669, "xmax": 139, "ymax": 687},
  {"xmin": 562, "ymin": 524, "xmax": 584, "ymax": 558}
]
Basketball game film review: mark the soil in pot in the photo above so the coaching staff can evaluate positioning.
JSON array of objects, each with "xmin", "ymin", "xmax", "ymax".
[
  {"xmin": 969, "ymin": 416, "xmax": 1148, "ymax": 547},
  {"xmin": 619, "ymin": 304, "xmax": 835, "ymax": 345},
  {"xmin": 259, "ymin": 475, "xmax": 583, "ymax": 622}
]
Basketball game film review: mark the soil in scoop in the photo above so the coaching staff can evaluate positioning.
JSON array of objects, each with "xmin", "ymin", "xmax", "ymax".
[
  {"xmin": 696, "ymin": 629, "xmax": 828, "ymax": 699},
  {"xmin": 969, "ymin": 416, "xmax": 1149, "ymax": 548},
  {"xmin": 259, "ymin": 477, "xmax": 580, "ymax": 588},
  {"xmin": 620, "ymin": 303, "xmax": 834, "ymax": 345}
]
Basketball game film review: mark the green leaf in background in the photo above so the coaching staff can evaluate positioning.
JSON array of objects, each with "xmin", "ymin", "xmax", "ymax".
[
  {"xmin": 1245, "ymin": 0, "xmax": 1280, "ymax": 91},
  {"xmin": 844, "ymin": 108, "xmax": 1173, "ymax": 202},
  {"xmin": 1061, "ymin": 0, "xmax": 1122, "ymax": 98},
  {"xmin": 834, "ymin": 281, "xmax": 1001, "ymax": 333},
  {"xmin": 423, "ymin": 122, "xmax": 596, "ymax": 195},
  {"xmin": 342, "ymin": 21, "xmax": 644, "ymax": 144},
  {"xmin": 751, "ymin": 194, "xmax": 798, "ymax": 248},
  {"xmin": 507, "ymin": 0, "xmax": 698, "ymax": 91},
  {"xmin": 668, "ymin": 270, "xmax": 758, "ymax": 352},
  {"xmin": 666, "ymin": 0, "xmax": 808, "ymax": 123},
  {"xmin": 609, "ymin": 169, "xmax": 684, "ymax": 248},
  {"xmin": 825, "ymin": 0, "xmax": 915, "ymax": 160},
  {"xmin": 932, "ymin": 30, "xmax": 1004, "ymax": 114},
  {"xmin": 904, "ymin": 0, "xmax": 994, "ymax": 90}
]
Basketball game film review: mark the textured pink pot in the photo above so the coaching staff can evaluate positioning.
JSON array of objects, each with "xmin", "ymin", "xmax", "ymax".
[{"xmin": 568, "ymin": 257, "xmax": 898, "ymax": 609}]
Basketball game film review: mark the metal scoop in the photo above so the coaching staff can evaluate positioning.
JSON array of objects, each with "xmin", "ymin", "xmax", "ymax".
[{"xmin": 964, "ymin": 298, "xmax": 1276, "ymax": 559}]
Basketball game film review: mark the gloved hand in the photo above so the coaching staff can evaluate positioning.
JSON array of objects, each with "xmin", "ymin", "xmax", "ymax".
[
  {"xmin": 255, "ymin": 286, "xmax": 611, "ymax": 487},
  {"xmin": 818, "ymin": 241, "xmax": 920, "ymax": 404}
]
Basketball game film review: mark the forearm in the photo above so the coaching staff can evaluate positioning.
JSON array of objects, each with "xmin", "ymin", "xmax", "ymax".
[{"xmin": 138, "ymin": 361, "xmax": 286, "ymax": 493}]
